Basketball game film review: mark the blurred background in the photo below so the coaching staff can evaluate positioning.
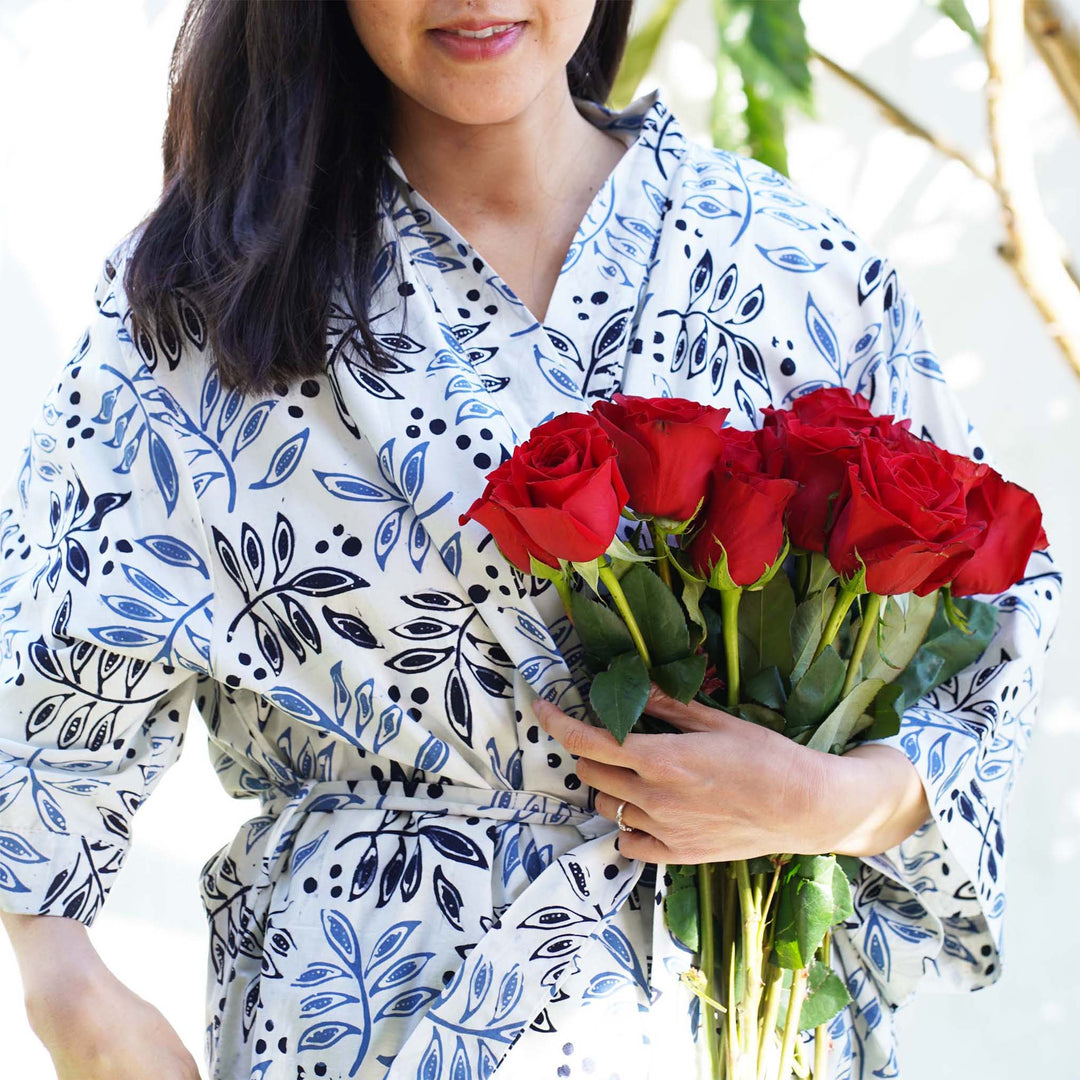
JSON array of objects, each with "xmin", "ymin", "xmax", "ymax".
[{"xmin": 1, "ymin": 0, "xmax": 1075, "ymax": 1076}]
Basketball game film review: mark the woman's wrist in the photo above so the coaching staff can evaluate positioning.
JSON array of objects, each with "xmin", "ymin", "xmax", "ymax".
[{"xmin": 812, "ymin": 743, "xmax": 932, "ymax": 858}]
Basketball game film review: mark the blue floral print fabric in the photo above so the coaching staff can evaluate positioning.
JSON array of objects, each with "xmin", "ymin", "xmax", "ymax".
[{"xmin": 0, "ymin": 87, "xmax": 1061, "ymax": 1080}]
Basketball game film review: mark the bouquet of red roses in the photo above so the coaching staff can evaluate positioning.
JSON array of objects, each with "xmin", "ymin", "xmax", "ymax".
[{"xmin": 459, "ymin": 388, "xmax": 1047, "ymax": 1080}]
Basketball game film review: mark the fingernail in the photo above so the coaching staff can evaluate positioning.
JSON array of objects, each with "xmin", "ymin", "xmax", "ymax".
[{"xmin": 532, "ymin": 700, "xmax": 547, "ymax": 724}]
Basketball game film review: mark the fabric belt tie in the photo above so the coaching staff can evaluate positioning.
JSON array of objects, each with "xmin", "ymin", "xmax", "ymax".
[{"xmin": 248, "ymin": 776, "xmax": 652, "ymax": 1079}]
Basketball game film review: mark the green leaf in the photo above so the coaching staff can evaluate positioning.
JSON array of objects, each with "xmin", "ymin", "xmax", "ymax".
[
  {"xmin": 790, "ymin": 585, "xmax": 836, "ymax": 684},
  {"xmin": 859, "ymin": 592, "xmax": 938, "ymax": 684},
  {"xmin": 805, "ymin": 677, "xmax": 885, "ymax": 754},
  {"xmin": 785, "ymin": 645, "xmax": 846, "ymax": 733},
  {"xmin": 619, "ymin": 563, "xmax": 690, "ymax": 666},
  {"xmin": 861, "ymin": 681, "xmax": 905, "ymax": 741},
  {"xmin": 652, "ymin": 652, "xmax": 708, "ymax": 703},
  {"xmin": 835, "ymin": 854, "xmax": 862, "ymax": 886},
  {"xmin": 610, "ymin": 0, "xmax": 685, "ymax": 109},
  {"xmin": 727, "ymin": 0, "xmax": 813, "ymax": 108},
  {"xmin": 799, "ymin": 957, "xmax": 853, "ymax": 1030},
  {"xmin": 736, "ymin": 702, "xmax": 786, "ymax": 732},
  {"xmin": 589, "ymin": 651, "xmax": 650, "ymax": 744},
  {"xmin": 933, "ymin": 0, "xmax": 983, "ymax": 49},
  {"xmin": 793, "ymin": 855, "xmax": 841, "ymax": 965},
  {"xmin": 831, "ymin": 859, "xmax": 854, "ymax": 924},
  {"xmin": 662, "ymin": 862, "xmax": 701, "ymax": 951},
  {"xmin": 743, "ymin": 79, "xmax": 789, "ymax": 175},
  {"xmin": 771, "ymin": 860, "xmax": 803, "ymax": 969},
  {"xmin": 859, "ymin": 593, "xmax": 997, "ymax": 744},
  {"xmin": 668, "ymin": 555, "xmax": 709, "ymax": 650},
  {"xmin": 807, "ymin": 550, "xmax": 839, "ymax": 595},
  {"xmin": 744, "ymin": 665, "xmax": 788, "ymax": 710},
  {"xmin": 737, "ymin": 570, "xmax": 796, "ymax": 680},
  {"xmin": 569, "ymin": 591, "xmax": 635, "ymax": 664},
  {"xmin": 604, "ymin": 534, "xmax": 656, "ymax": 567},
  {"xmin": 570, "ymin": 558, "xmax": 601, "ymax": 595}
]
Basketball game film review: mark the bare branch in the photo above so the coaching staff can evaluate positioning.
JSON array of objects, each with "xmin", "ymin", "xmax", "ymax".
[{"xmin": 989, "ymin": 0, "xmax": 1080, "ymax": 377}]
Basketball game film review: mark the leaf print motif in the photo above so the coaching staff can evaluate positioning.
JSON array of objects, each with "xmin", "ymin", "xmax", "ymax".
[
  {"xmin": 755, "ymin": 244, "xmax": 826, "ymax": 273},
  {"xmin": 805, "ymin": 292, "xmax": 842, "ymax": 380},
  {"xmin": 418, "ymin": 826, "xmax": 489, "ymax": 870},
  {"xmin": 251, "ymin": 428, "xmax": 309, "ymax": 490}
]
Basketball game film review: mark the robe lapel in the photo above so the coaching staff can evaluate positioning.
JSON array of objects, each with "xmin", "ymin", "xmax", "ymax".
[{"xmin": 323, "ymin": 91, "xmax": 704, "ymax": 1079}]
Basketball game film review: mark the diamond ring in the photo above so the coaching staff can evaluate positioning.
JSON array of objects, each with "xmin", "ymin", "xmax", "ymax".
[{"xmin": 616, "ymin": 800, "xmax": 634, "ymax": 833}]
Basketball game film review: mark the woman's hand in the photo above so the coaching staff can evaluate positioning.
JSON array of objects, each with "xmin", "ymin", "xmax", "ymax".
[
  {"xmin": 5, "ymin": 913, "xmax": 202, "ymax": 1080},
  {"xmin": 531, "ymin": 682, "xmax": 931, "ymax": 864}
]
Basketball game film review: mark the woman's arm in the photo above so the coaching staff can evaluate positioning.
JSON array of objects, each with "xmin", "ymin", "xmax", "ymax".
[{"xmin": 2, "ymin": 909, "xmax": 203, "ymax": 1080}]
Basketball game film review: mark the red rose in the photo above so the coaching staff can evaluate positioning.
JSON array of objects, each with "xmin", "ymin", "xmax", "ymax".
[
  {"xmin": 773, "ymin": 387, "xmax": 908, "ymax": 438},
  {"xmin": 458, "ymin": 411, "xmax": 629, "ymax": 572},
  {"xmin": 827, "ymin": 437, "xmax": 984, "ymax": 595},
  {"xmin": 591, "ymin": 394, "xmax": 729, "ymax": 521},
  {"xmin": 687, "ymin": 468, "xmax": 799, "ymax": 587},
  {"xmin": 759, "ymin": 390, "xmax": 916, "ymax": 551},
  {"xmin": 757, "ymin": 416, "xmax": 861, "ymax": 551},
  {"xmin": 950, "ymin": 468, "xmax": 1048, "ymax": 596}
]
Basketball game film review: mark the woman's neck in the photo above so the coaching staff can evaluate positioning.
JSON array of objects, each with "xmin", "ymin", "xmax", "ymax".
[{"xmin": 386, "ymin": 80, "xmax": 621, "ymax": 229}]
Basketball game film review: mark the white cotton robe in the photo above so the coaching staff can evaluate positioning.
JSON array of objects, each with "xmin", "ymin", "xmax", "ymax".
[{"xmin": 0, "ymin": 86, "xmax": 1062, "ymax": 1080}]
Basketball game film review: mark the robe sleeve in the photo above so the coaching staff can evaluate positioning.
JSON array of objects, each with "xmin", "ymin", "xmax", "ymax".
[
  {"xmin": 0, "ymin": 238, "xmax": 215, "ymax": 927},
  {"xmin": 813, "ymin": 245, "xmax": 1064, "ymax": 1007}
]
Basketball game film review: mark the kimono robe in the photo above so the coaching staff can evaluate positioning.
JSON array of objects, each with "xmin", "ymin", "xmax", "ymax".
[{"xmin": 0, "ymin": 86, "xmax": 1062, "ymax": 1080}]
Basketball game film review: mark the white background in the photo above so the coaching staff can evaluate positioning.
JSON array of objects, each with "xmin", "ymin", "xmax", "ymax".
[{"xmin": 1, "ymin": 1, "xmax": 1075, "ymax": 1076}]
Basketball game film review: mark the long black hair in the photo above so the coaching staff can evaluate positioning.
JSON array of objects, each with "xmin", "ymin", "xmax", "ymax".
[{"xmin": 122, "ymin": 0, "xmax": 634, "ymax": 397}]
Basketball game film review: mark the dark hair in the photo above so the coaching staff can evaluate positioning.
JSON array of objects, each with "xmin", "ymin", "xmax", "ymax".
[{"xmin": 123, "ymin": 0, "xmax": 634, "ymax": 397}]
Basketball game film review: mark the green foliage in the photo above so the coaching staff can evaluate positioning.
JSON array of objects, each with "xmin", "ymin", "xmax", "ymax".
[
  {"xmin": 589, "ymin": 650, "xmax": 651, "ymax": 745},
  {"xmin": 662, "ymin": 862, "xmax": 701, "ymax": 951},
  {"xmin": 620, "ymin": 563, "xmax": 691, "ymax": 665},
  {"xmin": 772, "ymin": 854, "xmax": 853, "ymax": 970},
  {"xmin": 800, "ymin": 956, "xmax": 853, "ymax": 1030}
]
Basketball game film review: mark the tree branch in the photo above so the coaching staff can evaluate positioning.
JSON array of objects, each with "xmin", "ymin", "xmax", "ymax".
[
  {"xmin": 988, "ymin": 0, "xmax": 1080, "ymax": 377},
  {"xmin": 809, "ymin": 48, "xmax": 995, "ymax": 185},
  {"xmin": 1025, "ymin": 0, "xmax": 1080, "ymax": 128}
]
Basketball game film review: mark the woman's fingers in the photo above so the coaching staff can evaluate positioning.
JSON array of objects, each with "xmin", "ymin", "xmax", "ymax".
[
  {"xmin": 643, "ymin": 681, "xmax": 730, "ymax": 733},
  {"xmin": 532, "ymin": 698, "xmax": 652, "ymax": 769}
]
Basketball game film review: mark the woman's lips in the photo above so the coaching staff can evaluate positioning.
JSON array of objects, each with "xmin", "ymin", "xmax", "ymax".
[{"xmin": 428, "ymin": 21, "xmax": 526, "ymax": 61}]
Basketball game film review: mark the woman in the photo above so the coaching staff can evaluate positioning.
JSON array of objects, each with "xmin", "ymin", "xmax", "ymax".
[{"xmin": 0, "ymin": 2, "xmax": 1061, "ymax": 1079}]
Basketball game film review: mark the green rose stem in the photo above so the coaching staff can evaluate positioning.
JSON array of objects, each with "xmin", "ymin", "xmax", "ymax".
[
  {"xmin": 720, "ymin": 586, "xmax": 743, "ymax": 708},
  {"xmin": 777, "ymin": 966, "xmax": 809, "ymax": 1080},
  {"xmin": 839, "ymin": 592, "xmax": 883, "ymax": 698},
  {"xmin": 596, "ymin": 561, "xmax": 652, "ymax": 667},
  {"xmin": 649, "ymin": 519, "xmax": 674, "ymax": 589},
  {"xmin": 794, "ymin": 550, "xmax": 810, "ymax": 601},
  {"xmin": 813, "ymin": 929, "xmax": 834, "ymax": 1079},
  {"xmin": 755, "ymin": 859, "xmax": 785, "ymax": 1076},
  {"xmin": 735, "ymin": 861, "xmax": 763, "ymax": 1068},
  {"xmin": 811, "ymin": 580, "xmax": 861, "ymax": 665},
  {"xmin": 553, "ymin": 571, "xmax": 575, "ymax": 621},
  {"xmin": 722, "ymin": 867, "xmax": 739, "ymax": 1076},
  {"xmin": 698, "ymin": 862, "xmax": 722, "ymax": 1079}
]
